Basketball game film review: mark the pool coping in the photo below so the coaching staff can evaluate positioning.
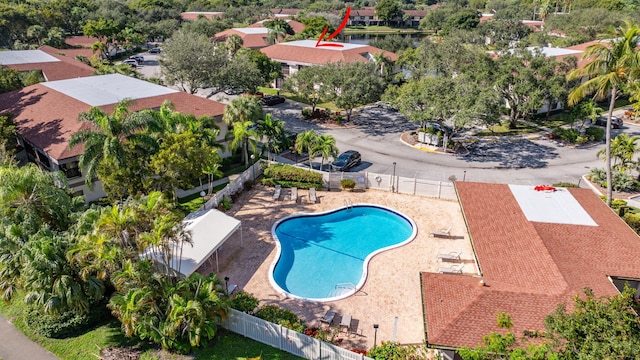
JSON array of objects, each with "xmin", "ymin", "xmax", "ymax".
[{"xmin": 268, "ymin": 203, "xmax": 418, "ymax": 302}]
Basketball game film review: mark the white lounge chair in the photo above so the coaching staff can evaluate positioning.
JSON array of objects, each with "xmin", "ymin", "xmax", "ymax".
[
  {"xmin": 309, "ymin": 187, "xmax": 317, "ymax": 203},
  {"xmin": 437, "ymin": 251, "xmax": 462, "ymax": 261},
  {"xmin": 430, "ymin": 226, "xmax": 452, "ymax": 237},
  {"xmin": 290, "ymin": 187, "xmax": 298, "ymax": 202},
  {"xmin": 273, "ymin": 185, "xmax": 281, "ymax": 200},
  {"xmin": 340, "ymin": 314, "xmax": 352, "ymax": 333},
  {"xmin": 438, "ymin": 263, "xmax": 464, "ymax": 274}
]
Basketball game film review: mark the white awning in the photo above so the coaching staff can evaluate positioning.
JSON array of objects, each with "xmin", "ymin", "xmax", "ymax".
[{"xmin": 141, "ymin": 208, "xmax": 241, "ymax": 277}]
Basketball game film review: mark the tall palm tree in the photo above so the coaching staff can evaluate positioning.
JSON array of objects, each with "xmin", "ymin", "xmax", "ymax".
[
  {"xmin": 222, "ymin": 97, "xmax": 264, "ymax": 166},
  {"xmin": 295, "ymin": 130, "xmax": 319, "ymax": 170},
  {"xmin": 225, "ymin": 34, "xmax": 243, "ymax": 57},
  {"xmin": 70, "ymin": 99, "xmax": 155, "ymax": 187},
  {"xmin": 373, "ymin": 52, "xmax": 393, "ymax": 81},
  {"xmin": 314, "ymin": 134, "xmax": 338, "ymax": 171},
  {"xmin": 567, "ymin": 21, "xmax": 640, "ymax": 206},
  {"xmin": 256, "ymin": 114, "xmax": 285, "ymax": 161},
  {"xmin": 597, "ymin": 134, "xmax": 640, "ymax": 172}
]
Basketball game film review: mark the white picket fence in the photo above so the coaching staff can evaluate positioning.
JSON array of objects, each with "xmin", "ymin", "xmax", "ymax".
[
  {"xmin": 200, "ymin": 161, "xmax": 263, "ymax": 210},
  {"xmin": 327, "ymin": 171, "xmax": 456, "ymax": 200},
  {"xmin": 222, "ymin": 309, "xmax": 373, "ymax": 360}
]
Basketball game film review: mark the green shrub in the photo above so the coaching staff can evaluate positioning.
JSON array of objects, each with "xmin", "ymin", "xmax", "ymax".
[
  {"xmin": 254, "ymin": 305, "xmax": 305, "ymax": 331},
  {"xmin": 367, "ymin": 341, "xmax": 410, "ymax": 359},
  {"xmin": 585, "ymin": 126, "xmax": 604, "ymax": 141},
  {"xmin": 262, "ymin": 164, "xmax": 323, "ymax": 188},
  {"xmin": 229, "ymin": 291, "xmax": 259, "ymax": 313},
  {"xmin": 301, "ymin": 108, "xmax": 313, "ymax": 119},
  {"xmin": 551, "ymin": 128, "xmax": 579, "ymax": 143},
  {"xmin": 623, "ymin": 213, "xmax": 640, "ymax": 234},
  {"xmin": 340, "ymin": 178, "xmax": 356, "ymax": 189},
  {"xmin": 552, "ymin": 182, "xmax": 579, "ymax": 188},
  {"xmin": 26, "ymin": 301, "xmax": 111, "ymax": 338},
  {"xmin": 591, "ymin": 168, "xmax": 640, "ymax": 192}
]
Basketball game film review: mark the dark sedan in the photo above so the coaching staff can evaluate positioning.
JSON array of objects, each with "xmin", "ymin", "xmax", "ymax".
[
  {"xmin": 331, "ymin": 150, "xmax": 361, "ymax": 172},
  {"xmin": 262, "ymin": 95, "xmax": 286, "ymax": 106}
]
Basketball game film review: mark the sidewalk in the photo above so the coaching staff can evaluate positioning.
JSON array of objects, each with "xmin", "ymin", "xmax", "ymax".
[{"xmin": 0, "ymin": 315, "xmax": 58, "ymax": 360}]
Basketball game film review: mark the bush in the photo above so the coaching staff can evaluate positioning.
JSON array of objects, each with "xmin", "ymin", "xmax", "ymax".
[
  {"xmin": 551, "ymin": 128, "xmax": 579, "ymax": 143},
  {"xmin": 301, "ymin": 108, "xmax": 313, "ymax": 119},
  {"xmin": 229, "ymin": 291, "xmax": 259, "ymax": 313},
  {"xmin": 340, "ymin": 178, "xmax": 356, "ymax": 189},
  {"xmin": 367, "ymin": 341, "xmax": 410, "ymax": 359},
  {"xmin": 26, "ymin": 302, "xmax": 111, "ymax": 338},
  {"xmin": 623, "ymin": 213, "xmax": 640, "ymax": 234},
  {"xmin": 552, "ymin": 182, "xmax": 579, "ymax": 188},
  {"xmin": 591, "ymin": 168, "xmax": 640, "ymax": 192},
  {"xmin": 262, "ymin": 164, "xmax": 323, "ymax": 189},
  {"xmin": 254, "ymin": 305, "xmax": 305, "ymax": 331},
  {"xmin": 585, "ymin": 126, "xmax": 604, "ymax": 141}
]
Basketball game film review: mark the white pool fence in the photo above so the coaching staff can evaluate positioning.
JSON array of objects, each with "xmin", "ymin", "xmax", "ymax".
[{"xmin": 222, "ymin": 309, "xmax": 373, "ymax": 360}]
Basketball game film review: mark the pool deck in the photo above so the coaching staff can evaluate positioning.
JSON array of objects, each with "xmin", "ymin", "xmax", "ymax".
[{"xmin": 198, "ymin": 185, "xmax": 476, "ymax": 350}]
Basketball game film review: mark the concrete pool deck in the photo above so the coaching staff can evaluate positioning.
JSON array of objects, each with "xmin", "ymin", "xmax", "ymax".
[{"xmin": 197, "ymin": 185, "xmax": 476, "ymax": 350}]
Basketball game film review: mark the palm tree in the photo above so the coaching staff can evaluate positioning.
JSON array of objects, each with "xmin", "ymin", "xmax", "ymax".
[
  {"xmin": 597, "ymin": 134, "xmax": 640, "ymax": 172},
  {"xmin": 222, "ymin": 97, "xmax": 264, "ymax": 166},
  {"xmin": 567, "ymin": 21, "xmax": 640, "ymax": 206},
  {"xmin": 373, "ymin": 52, "xmax": 393, "ymax": 81},
  {"xmin": 314, "ymin": 134, "xmax": 338, "ymax": 171},
  {"xmin": 69, "ymin": 99, "xmax": 155, "ymax": 187},
  {"xmin": 225, "ymin": 34, "xmax": 243, "ymax": 57},
  {"xmin": 295, "ymin": 130, "xmax": 319, "ymax": 170},
  {"xmin": 256, "ymin": 114, "xmax": 285, "ymax": 161}
]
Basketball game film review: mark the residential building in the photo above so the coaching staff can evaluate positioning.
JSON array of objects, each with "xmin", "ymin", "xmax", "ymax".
[
  {"xmin": 259, "ymin": 40, "xmax": 397, "ymax": 87},
  {"xmin": 0, "ymin": 47, "xmax": 96, "ymax": 81},
  {"xmin": 422, "ymin": 182, "xmax": 640, "ymax": 359},
  {"xmin": 0, "ymin": 74, "xmax": 227, "ymax": 202},
  {"xmin": 213, "ymin": 28, "xmax": 273, "ymax": 49},
  {"xmin": 181, "ymin": 11, "xmax": 224, "ymax": 21},
  {"xmin": 339, "ymin": 7, "xmax": 426, "ymax": 27}
]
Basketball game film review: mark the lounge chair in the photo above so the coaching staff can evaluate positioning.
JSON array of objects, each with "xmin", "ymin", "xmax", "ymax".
[
  {"xmin": 320, "ymin": 310, "xmax": 337, "ymax": 326},
  {"xmin": 348, "ymin": 318, "xmax": 360, "ymax": 337},
  {"xmin": 340, "ymin": 314, "xmax": 352, "ymax": 333},
  {"xmin": 290, "ymin": 187, "xmax": 297, "ymax": 202},
  {"xmin": 309, "ymin": 187, "xmax": 317, "ymax": 203},
  {"xmin": 227, "ymin": 283, "xmax": 238, "ymax": 295},
  {"xmin": 438, "ymin": 263, "xmax": 464, "ymax": 274},
  {"xmin": 430, "ymin": 226, "xmax": 452, "ymax": 237},
  {"xmin": 437, "ymin": 251, "xmax": 462, "ymax": 261},
  {"xmin": 273, "ymin": 185, "xmax": 281, "ymax": 200}
]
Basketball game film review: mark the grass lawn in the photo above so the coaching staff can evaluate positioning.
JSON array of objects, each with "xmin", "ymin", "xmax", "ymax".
[
  {"xmin": 257, "ymin": 87, "xmax": 343, "ymax": 111},
  {"xmin": 0, "ymin": 297, "xmax": 302, "ymax": 360},
  {"xmin": 531, "ymin": 113, "xmax": 574, "ymax": 128},
  {"xmin": 474, "ymin": 121, "xmax": 542, "ymax": 136}
]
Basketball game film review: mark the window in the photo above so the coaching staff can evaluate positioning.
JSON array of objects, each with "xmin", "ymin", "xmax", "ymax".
[
  {"xmin": 60, "ymin": 161, "xmax": 82, "ymax": 179},
  {"xmin": 281, "ymin": 63, "xmax": 290, "ymax": 76},
  {"xmin": 36, "ymin": 150, "xmax": 51, "ymax": 169}
]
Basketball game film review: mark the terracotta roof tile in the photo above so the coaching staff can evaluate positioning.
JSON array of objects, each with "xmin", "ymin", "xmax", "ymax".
[
  {"xmin": 213, "ymin": 29, "xmax": 270, "ymax": 49},
  {"xmin": 423, "ymin": 182, "xmax": 640, "ymax": 349},
  {"xmin": 260, "ymin": 41, "xmax": 397, "ymax": 65},
  {"xmin": 65, "ymin": 36, "xmax": 100, "ymax": 48},
  {"xmin": 0, "ymin": 80, "xmax": 225, "ymax": 161},
  {"xmin": 181, "ymin": 12, "xmax": 224, "ymax": 21}
]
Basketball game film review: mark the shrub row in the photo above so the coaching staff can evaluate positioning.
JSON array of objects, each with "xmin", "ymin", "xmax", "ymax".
[
  {"xmin": 229, "ymin": 291, "xmax": 306, "ymax": 333},
  {"xmin": 262, "ymin": 164, "xmax": 323, "ymax": 189},
  {"xmin": 26, "ymin": 301, "xmax": 111, "ymax": 338},
  {"xmin": 551, "ymin": 126, "xmax": 604, "ymax": 144}
]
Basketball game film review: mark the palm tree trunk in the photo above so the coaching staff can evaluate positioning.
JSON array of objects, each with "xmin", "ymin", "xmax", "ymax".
[{"xmin": 605, "ymin": 86, "xmax": 616, "ymax": 207}]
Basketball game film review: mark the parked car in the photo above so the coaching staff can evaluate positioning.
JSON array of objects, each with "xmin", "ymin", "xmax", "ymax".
[
  {"xmin": 148, "ymin": 47, "xmax": 161, "ymax": 54},
  {"xmin": 594, "ymin": 115, "xmax": 623, "ymax": 129},
  {"xmin": 332, "ymin": 150, "xmax": 361, "ymax": 172},
  {"xmin": 262, "ymin": 95, "xmax": 286, "ymax": 106},
  {"xmin": 224, "ymin": 87, "xmax": 245, "ymax": 95},
  {"xmin": 130, "ymin": 55, "xmax": 144, "ymax": 63},
  {"xmin": 122, "ymin": 59, "xmax": 138, "ymax": 68}
]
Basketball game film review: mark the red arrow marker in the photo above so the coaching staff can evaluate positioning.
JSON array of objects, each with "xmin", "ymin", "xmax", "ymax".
[{"xmin": 315, "ymin": 7, "xmax": 351, "ymax": 47}]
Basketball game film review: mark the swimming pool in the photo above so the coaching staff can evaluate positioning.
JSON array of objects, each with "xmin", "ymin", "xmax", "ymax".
[{"xmin": 269, "ymin": 204, "xmax": 416, "ymax": 301}]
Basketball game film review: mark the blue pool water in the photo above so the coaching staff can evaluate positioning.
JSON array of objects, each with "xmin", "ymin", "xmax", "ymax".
[{"xmin": 270, "ymin": 205, "xmax": 415, "ymax": 301}]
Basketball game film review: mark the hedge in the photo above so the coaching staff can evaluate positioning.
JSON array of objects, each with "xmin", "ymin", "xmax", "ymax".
[
  {"xmin": 262, "ymin": 164, "xmax": 323, "ymax": 189},
  {"xmin": 26, "ymin": 301, "xmax": 111, "ymax": 338}
]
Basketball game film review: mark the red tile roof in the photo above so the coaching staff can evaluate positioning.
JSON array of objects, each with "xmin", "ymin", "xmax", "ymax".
[
  {"xmin": 180, "ymin": 11, "xmax": 224, "ymax": 21},
  {"xmin": 248, "ymin": 20, "xmax": 305, "ymax": 34},
  {"xmin": 213, "ymin": 29, "xmax": 270, "ymax": 49},
  {"xmin": 422, "ymin": 182, "xmax": 640, "ymax": 349},
  {"xmin": 4, "ymin": 46, "xmax": 96, "ymax": 81},
  {"xmin": 0, "ymin": 81, "xmax": 225, "ymax": 161},
  {"xmin": 260, "ymin": 41, "xmax": 397, "ymax": 65},
  {"xmin": 65, "ymin": 36, "xmax": 101, "ymax": 48}
]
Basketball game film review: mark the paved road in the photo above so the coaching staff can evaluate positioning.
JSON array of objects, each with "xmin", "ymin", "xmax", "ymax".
[
  {"xmin": 0, "ymin": 315, "xmax": 58, "ymax": 360},
  {"xmin": 265, "ymin": 101, "xmax": 640, "ymax": 186}
]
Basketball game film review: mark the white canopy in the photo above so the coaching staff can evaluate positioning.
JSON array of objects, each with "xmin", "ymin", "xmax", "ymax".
[{"xmin": 142, "ymin": 208, "xmax": 241, "ymax": 277}]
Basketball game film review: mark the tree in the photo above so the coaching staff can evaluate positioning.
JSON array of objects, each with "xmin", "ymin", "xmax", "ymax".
[
  {"xmin": 282, "ymin": 65, "xmax": 327, "ymax": 112},
  {"xmin": 295, "ymin": 130, "xmax": 319, "ymax": 170},
  {"xmin": 83, "ymin": 18, "xmax": 119, "ymax": 59},
  {"xmin": 369, "ymin": 34, "xmax": 416, "ymax": 53},
  {"xmin": 222, "ymin": 97, "xmax": 264, "ymax": 166},
  {"xmin": 160, "ymin": 29, "xmax": 220, "ymax": 94},
  {"xmin": 0, "ymin": 113, "xmax": 17, "ymax": 155},
  {"xmin": 567, "ymin": 21, "xmax": 640, "ymax": 207},
  {"xmin": 263, "ymin": 19, "xmax": 294, "ymax": 44},
  {"xmin": 296, "ymin": 16, "xmax": 336, "ymax": 40},
  {"xmin": 372, "ymin": 52, "xmax": 394, "ymax": 81},
  {"xmin": 0, "ymin": 66, "xmax": 24, "ymax": 94},
  {"xmin": 256, "ymin": 114, "xmax": 285, "ymax": 161},
  {"xmin": 477, "ymin": 19, "xmax": 533, "ymax": 49},
  {"xmin": 225, "ymin": 34, "xmax": 243, "ymax": 57},
  {"xmin": 597, "ymin": 133, "xmax": 640, "ymax": 172},
  {"xmin": 69, "ymin": 99, "xmax": 155, "ymax": 188},
  {"xmin": 324, "ymin": 62, "xmax": 387, "ymax": 122},
  {"xmin": 313, "ymin": 134, "xmax": 338, "ymax": 171},
  {"xmin": 375, "ymin": 0, "xmax": 404, "ymax": 26},
  {"xmin": 240, "ymin": 48, "xmax": 282, "ymax": 85}
]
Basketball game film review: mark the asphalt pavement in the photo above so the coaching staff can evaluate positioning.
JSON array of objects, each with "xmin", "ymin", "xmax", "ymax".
[{"xmin": 0, "ymin": 315, "xmax": 58, "ymax": 359}]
